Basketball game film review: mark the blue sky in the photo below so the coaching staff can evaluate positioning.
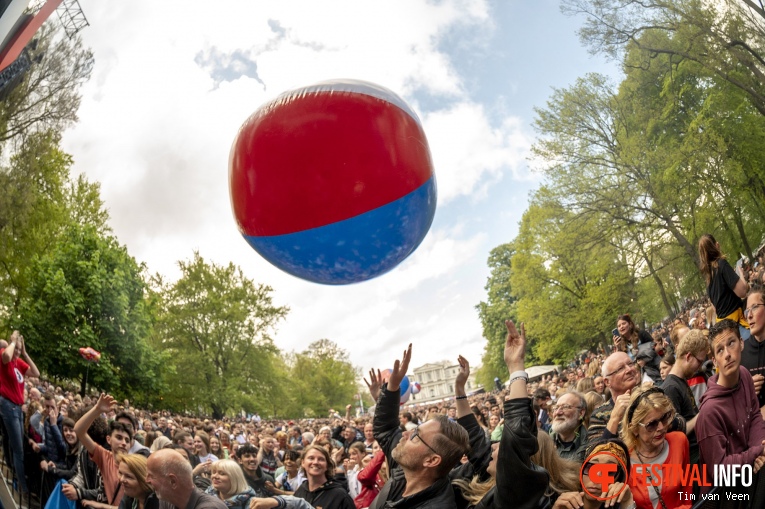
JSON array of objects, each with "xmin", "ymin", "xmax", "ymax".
[{"xmin": 62, "ymin": 0, "xmax": 621, "ymax": 379}]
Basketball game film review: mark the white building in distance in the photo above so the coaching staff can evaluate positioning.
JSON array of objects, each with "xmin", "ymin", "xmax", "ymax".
[{"xmin": 410, "ymin": 360, "xmax": 481, "ymax": 404}]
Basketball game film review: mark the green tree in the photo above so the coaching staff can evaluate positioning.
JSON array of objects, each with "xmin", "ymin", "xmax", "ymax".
[
  {"xmin": 153, "ymin": 253, "xmax": 288, "ymax": 419},
  {"xmin": 563, "ymin": 0, "xmax": 765, "ymax": 116},
  {"xmin": 509, "ymin": 191, "xmax": 634, "ymax": 362},
  {"xmin": 16, "ymin": 224, "xmax": 164, "ymax": 401},
  {"xmin": 0, "ymin": 23, "xmax": 93, "ymax": 144},
  {"xmin": 475, "ymin": 243, "xmax": 518, "ymax": 388},
  {"xmin": 285, "ymin": 339, "xmax": 360, "ymax": 418}
]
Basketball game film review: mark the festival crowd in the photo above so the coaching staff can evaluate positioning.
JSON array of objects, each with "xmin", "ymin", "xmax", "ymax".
[{"xmin": 1, "ymin": 234, "xmax": 765, "ymax": 509}]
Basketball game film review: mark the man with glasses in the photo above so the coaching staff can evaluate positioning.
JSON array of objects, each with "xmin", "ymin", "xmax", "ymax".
[
  {"xmin": 741, "ymin": 284, "xmax": 765, "ymax": 411},
  {"xmin": 696, "ymin": 319, "xmax": 765, "ymax": 488},
  {"xmin": 549, "ymin": 391, "xmax": 588, "ymax": 462},
  {"xmin": 365, "ymin": 345, "xmax": 470, "ymax": 509},
  {"xmin": 587, "ymin": 351, "xmax": 640, "ymax": 445},
  {"xmin": 662, "ymin": 329, "xmax": 707, "ymax": 464}
]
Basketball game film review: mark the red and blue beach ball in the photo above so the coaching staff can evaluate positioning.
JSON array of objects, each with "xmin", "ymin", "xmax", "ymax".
[{"xmin": 229, "ymin": 79, "xmax": 437, "ymax": 285}]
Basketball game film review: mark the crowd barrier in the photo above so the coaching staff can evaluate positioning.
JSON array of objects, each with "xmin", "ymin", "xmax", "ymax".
[{"xmin": 0, "ymin": 416, "xmax": 30, "ymax": 509}]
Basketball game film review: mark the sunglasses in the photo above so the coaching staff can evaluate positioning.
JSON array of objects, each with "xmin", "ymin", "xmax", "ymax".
[
  {"xmin": 638, "ymin": 411, "xmax": 674, "ymax": 433},
  {"xmin": 582, "ymin": 461, "xmax": 625, "ymax": 483}
]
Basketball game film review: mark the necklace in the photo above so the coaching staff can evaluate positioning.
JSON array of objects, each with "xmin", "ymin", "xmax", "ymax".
[{"xmin": 636, "ymin": 440, "xmax": 666, "ymax": 461}]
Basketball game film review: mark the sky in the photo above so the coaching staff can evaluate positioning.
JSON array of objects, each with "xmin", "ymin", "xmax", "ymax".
[{"xmin": 60, "ymin": 0, "xmax": 621, "ymax": 381}]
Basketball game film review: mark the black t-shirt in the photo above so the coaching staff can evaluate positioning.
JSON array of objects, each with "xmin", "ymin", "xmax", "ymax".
[
  {"xmin": 662, "ymin": 373, "xmax": 699, "ymax": 463},
  {"xmin": 707, "ymin": 258, "xmax": 743, "ymax": 318},
  {"xmin": 741, "ymin": 337, "xmax": 765, "ymax": 408}
]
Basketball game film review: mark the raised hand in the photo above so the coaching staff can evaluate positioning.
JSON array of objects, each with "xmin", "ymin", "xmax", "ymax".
[
  {"xmin": 455, "ymin": 355, "xmax": 470, "ymax": 389},
  {"xmin": 95, "ymin": 393, "xmax": 116, "ymax": 414},
  {"xmin": 387, "ymin": 344, "xmax": 412, "ymax": 392},
  {"xmin": 364, "ymin": 368, "xmax": 382, "ymax": 401},
  {"xmin": 552, "ymin": 491, "xmax": 584, "ymax": 509},
  {"xmin": 503, "ymin": 320, "xmax": 526, "ymax": 373}
]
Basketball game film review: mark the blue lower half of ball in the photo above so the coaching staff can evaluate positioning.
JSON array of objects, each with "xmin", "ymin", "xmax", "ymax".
[{"xmin": 243, "ymin": 176, "xmax": 437, "ymax": 285}]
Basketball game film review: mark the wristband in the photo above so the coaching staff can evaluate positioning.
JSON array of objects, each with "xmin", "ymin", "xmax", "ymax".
[
  {"xmin": 509, "ymin": 370, "xmax": 528, "ymax": 381},
  {"xmin": 509, "ymin": 376, "xmax": 527, "ymax": 386},
  {"xmin": 455, "ymin": 395, "xmax": 468, "ymax": 400}
]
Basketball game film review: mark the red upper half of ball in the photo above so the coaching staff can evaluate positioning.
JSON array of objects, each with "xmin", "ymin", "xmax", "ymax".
[{"xmin": 229, "ymin": 85, "xmax": 434, "ymax": 237}]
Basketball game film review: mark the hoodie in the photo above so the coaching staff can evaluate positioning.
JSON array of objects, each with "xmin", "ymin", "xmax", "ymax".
[
  {"xmin": 696, "ymin": 366, "xmax": 765, "ymax": 486},
  {"xmin": 293, "ymin": 479, "xmax": 355, "ymax": 509}
]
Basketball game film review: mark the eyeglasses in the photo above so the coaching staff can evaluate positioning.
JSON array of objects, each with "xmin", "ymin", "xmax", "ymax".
[
  {"xmin": 693, "ymin": 354, "xmax": 707, "ymax": 365},
  {"xmin": 552, "ymin": 404, "xmax": 581, "ymax": 414},
  {"xmin": 582, "ymin": 461, "xmax": 625, "ymax": 482},
  {"xmin": 605, "ymin": 360, "xmax": 636, "ymax": 377},
  {"xmin": 638, "ymin": 411, "xmax": 674, "ymax": 433},
  {"xmin": 410, "ymin": 426, "xmax": 438, "ymax": 455},
  {"xmin": 745, "ymin": 303, "xmax": 764, "ymax": 317}
]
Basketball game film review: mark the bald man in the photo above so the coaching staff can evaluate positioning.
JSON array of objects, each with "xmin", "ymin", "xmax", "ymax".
[
  {"xmin": 586, "ymin": 351, "xmax": 639, "ymax": 444},
  {"xmin": 146, "ymin": 449, "xmax": 226, "ymax": 509}
]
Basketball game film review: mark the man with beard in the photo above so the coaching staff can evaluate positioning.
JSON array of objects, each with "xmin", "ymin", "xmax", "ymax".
[
  {"xmin": 366, "ymin": 345, "xmax": 470, "ymax": 509},
  {"xmin": 237, "ymin": 443, "xmax": 275, "ymax": 498},
  {"xmin": 549, "ymin": 391, "xmax": 587, "ymax": 462}
]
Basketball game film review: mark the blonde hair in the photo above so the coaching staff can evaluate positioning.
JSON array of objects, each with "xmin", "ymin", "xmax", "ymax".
[
  {"xmin": 586, "ymin": 361, "xmax": 601, "ymax": 378},
  {"xmin": 452, "ymin": 476, "xmax": 494, "ymax": 506},
  {"xmin": 211, "ymin": 459, "xmax": 249, "ymax": 498},
  {"xmin": 621, "ymin": 383, "xmax": 674, "ymax": 451},
  {"xmin": 676, "ymin": 329, "xmax": 708, "ymax": 358},
  {"xmin": 119, "ymin": 454, "xmax": 152, "ymax": 496},
  {"xmin": 706, "ymin": 306, "xmax": 717, "ymax": 326},
  {"xmin": 531, "ymin": 431, "xmax": 581, "ymax": 496},
  {"xmin": 576, "ymin": 377, "xmax": 594, "ymax": 394},
  {"xmin": 583, "ymin": 391, "xmax": 603, "ymax": 429},
  {"xmin": 151, "ymin": 436, "xmax": 171, "ymax": 452}
]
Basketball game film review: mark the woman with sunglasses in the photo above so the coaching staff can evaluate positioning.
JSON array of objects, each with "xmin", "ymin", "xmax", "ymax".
[{"xmin": 621, "ymin": 384, "xmax": 691, "ymax": 509}]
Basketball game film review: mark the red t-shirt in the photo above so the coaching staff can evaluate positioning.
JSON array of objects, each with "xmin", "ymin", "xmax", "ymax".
[{"xmin": 0, "ymin": 349, "xmax": 29, "ymax": 405}]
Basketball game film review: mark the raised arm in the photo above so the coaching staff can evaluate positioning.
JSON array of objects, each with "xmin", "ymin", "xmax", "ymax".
[
  {"xmin": 17, "ymin": 335, "xmax": 40, "ymax": 377},
  {"xmin": 1, "ymin": 331, "xmax": 18, "ymax": 364},
  {"xmin": 372, "ymin": 344, "xmax": 411, "ymax": 469},
  {"xmin": 493, "ymin": 320, "xmax": 550, "ymax": 509},
  {"xmin": 454, "ymin": 355, "xmax": 472, "ymax": 418},
  {"xmin": 74, "ymin": 393, "xmax": 115, "ymax": 454}
]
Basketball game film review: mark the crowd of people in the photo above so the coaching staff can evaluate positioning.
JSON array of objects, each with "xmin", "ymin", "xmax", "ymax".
[{"xmin": 1, "ymin": 235, "xmax": 765, "ymax": 509}]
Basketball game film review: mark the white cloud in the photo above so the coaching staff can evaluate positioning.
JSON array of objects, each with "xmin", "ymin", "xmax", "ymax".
[{"xmin": 423, "ymin": 102, "xmax": 533, "ymax": 204}]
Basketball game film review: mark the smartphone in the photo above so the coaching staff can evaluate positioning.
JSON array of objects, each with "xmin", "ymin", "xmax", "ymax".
[{"xmin": 612, "ymin": 328, "xmax": 619, "ymax": 337}]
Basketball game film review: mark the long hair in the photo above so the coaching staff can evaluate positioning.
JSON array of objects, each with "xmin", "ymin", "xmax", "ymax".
[
  {"xmin": 452, "ymin": 476, "xmax": 495, "ymax": 507},
  {"xmin": 617, "ymin": 314, "xmax": 639, "ymax": 349},
  {"xmin": 531, "ymin": 431, "xmax": 581, "ymax": 496},
  {"xmin": 119, "ymin": 454, "xmax": 152, "ymax": 497},
  {"xmin": 211, "ymin": 459, "xmax": 249, "ymax": 498},
  {"xmin": 699, "ymin": 234, "xmax": 724, "ymax": 285},
  {"xmin": 195, "ymin": 431, "xmax": 211, "ymax": 455}
]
